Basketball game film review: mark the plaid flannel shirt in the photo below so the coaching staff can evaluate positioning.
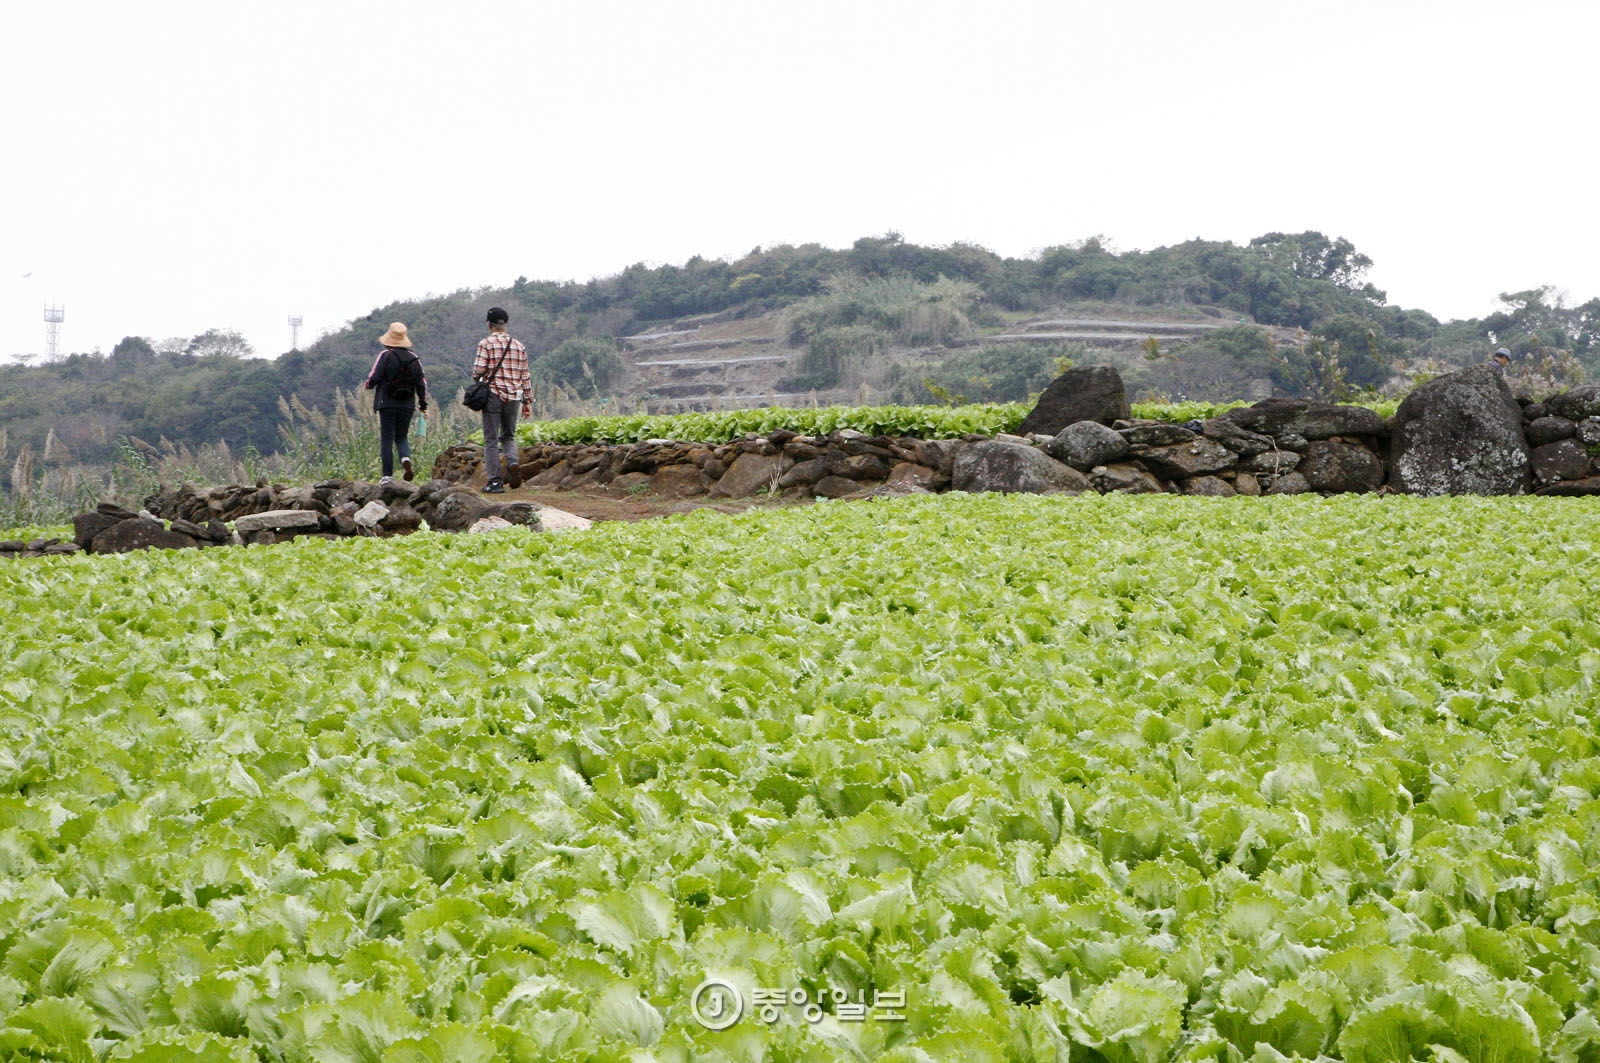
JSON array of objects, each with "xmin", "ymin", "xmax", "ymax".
[{"xmin": 472, "ymin": 332, "xmax": 534, "ymax": 410}]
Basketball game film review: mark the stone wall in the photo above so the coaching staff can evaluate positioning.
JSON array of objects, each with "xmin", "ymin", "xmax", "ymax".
[
  {"xmin": 20, "ymin": 366, "xmax": 1596, "ymax": 561},
  {"xmin": 430, "ymin": 430, "xmax": 965, "ymax": 501},
  {"xmin": 430, "ymin": 368, "xmax": 1600, "ymax": 503},
  {"xmin": 46, "ymin": 478, "xmax": 542, "ymax": 557}
]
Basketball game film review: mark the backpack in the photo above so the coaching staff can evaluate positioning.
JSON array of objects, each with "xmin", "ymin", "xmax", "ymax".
[{"xmin": 384, "ymin": 350, "xmax": 419, "ymax": 402}]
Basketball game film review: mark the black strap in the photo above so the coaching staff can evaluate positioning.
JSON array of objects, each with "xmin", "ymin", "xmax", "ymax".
[
  {"xmin": 478, "ymin": 335, "xmax": 513, "ymax": 387},
  {"xmin": 382, "ymin": 347, "xmax": 410, "ymax": 385}
]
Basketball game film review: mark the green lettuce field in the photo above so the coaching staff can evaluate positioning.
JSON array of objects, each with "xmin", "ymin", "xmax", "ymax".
[{"xmin": 3, "ymin": 493, "xmax": 1600, "ymax": 1062}]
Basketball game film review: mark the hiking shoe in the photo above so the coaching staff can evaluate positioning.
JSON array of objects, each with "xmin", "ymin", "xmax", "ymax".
[
  {"xmin": 506, "ymin": 463, "xmax": 522, "ymax": 489},
  {"xmin": 401, "ymin": 456, "xmax": 414, "ymax": 481},
  {"xmin": 379, "ymin": 475, "xmax": 397, "ymax": 486},
  {"xmin": 484, "ymin": 478, "xmax": 506, "ymax": 494}
]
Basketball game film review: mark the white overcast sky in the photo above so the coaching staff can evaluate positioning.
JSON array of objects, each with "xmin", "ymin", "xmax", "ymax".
[{"xmin": 3, "ymin": 0, "xmax": 1597, "ymax": 362}]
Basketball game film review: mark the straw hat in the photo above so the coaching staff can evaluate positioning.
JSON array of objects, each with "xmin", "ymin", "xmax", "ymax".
[{"xmin": 379, "ymin": 322, "xmax": 412, "ymax": 348}]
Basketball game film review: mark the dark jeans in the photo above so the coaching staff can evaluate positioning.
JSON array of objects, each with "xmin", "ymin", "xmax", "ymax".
[
  {"xmin": 378, "ymin": 407, "xmax": 414, "ymax": 477},
  {"xmin": 481, "ymin": 395, "xmax": 520, "ymax": 481}
]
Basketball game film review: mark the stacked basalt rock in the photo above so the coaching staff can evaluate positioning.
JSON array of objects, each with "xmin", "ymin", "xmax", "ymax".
[
  {"xmin": 57, "ymin": 479, "xmax": 541, "ymax": 556},
  {"xmin": 1517, "ymin": 385, "xmax": 1600, "ymax": 495},
  {"xmin": 432, "ymin": 364, "xmax": 1600, "ymax": 501},
  {"xmin": 429, "ymin": 406, "xmax": 1383, "ymax": 502},
  {"xmin": 36, "ymin": 364, "xmax": 1597, "ymax": 561},
  {"xmin": 69, "ymin": 502, "xmax": 237, "ymax": 555},
  {"xmin": 433, "ymin": 430, "xmax": 964, "ymax": 501},
  {"xmin": 0, "ymin": 535, "xmax": 86, "ymax": 558}
]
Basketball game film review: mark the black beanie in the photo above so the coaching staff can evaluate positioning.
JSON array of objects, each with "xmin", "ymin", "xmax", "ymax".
[{"xmin": 486, "ymin": 307, "xmax": 509, "ymax": 325}]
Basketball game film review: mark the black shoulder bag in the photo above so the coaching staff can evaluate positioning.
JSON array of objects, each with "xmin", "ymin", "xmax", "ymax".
[{"xmin": 463, "ymin": 338, "xmax": 512, "ymax": 412}]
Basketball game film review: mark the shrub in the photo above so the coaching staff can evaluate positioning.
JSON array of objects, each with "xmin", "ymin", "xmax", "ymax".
[
  {"xmin": 784, "ymin": 274, "xmax": 981, "ymax": 349},
  {"xmin": 779, "ymin": 325, "xmax": 886, "ymax": 391},
  {"xmin": 536, "ymin": 336, "xmax": 627, "ymax": 398},
  {"xmin": 894, "ymin": 342, "xmax": 1072, "ymax": 404}
]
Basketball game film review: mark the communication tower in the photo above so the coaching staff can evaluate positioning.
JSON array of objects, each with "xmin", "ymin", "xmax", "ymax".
[
  {"xmin": 43, "ymin": 304, "xmax": 65, "ymax": 359},
  {"xmin": 288, "ymin": 315, "xmax": 303, "ymax": 350}
]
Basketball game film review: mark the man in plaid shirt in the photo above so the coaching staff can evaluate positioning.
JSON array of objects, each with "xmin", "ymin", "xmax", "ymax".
[{"xmin": 472, "ymin": 306, "xmax": 535, "ymax": 493}]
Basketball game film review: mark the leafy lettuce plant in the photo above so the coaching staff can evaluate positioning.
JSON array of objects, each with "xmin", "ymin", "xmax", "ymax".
[{"xmin": 2, "ymin": 495, "xmax": 1599, "ymax": 1059}]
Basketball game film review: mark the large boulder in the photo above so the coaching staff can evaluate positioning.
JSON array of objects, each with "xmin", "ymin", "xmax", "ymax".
[
  {"xmin": 429, "ymin": 489, "xmax": 539, "ymax": 532},
  {"xmin": 1136, "ymin": 438, "xmax": 1238, "ymax": 480},
  {"xmin": 1183, "ymin": 476, "xmax": 1235, "ymax": 497},
  {"xmin": 911, "ymin": 438, "xmax": 965, "ymax": 476},
  {"xmin": 494, "ymin": 502, "xmax": 541, "ymax": 529},
  {"xmin": 1201, "ymin": 418, "xmax": 1275, "ymax": 458},
  {"xmin": 1122, "ymin": 424, "xmax": 1195, "ymax": 446},
  {"xmin": 1300, "ymin": 441, "xmax": 1384, "ymax": 493},
  {"xmin": 825, "ymin": 452, "xmax": 892, "ymax": 481},
  {"xmin": 1389, "ymin": 365, "xmax": 1532, "ymax": 496},
  {"xmin": 90, "ymin": 518, "xmax": 199, "ymax": 555},
  {"xmin": 169, "ymin": 518, "xmax": 213, "ymax": 541},
  {"xmin": 233, "ymin": 509, "xmax": 321, "ymax": 535},
  {"xmin": 1044, "ymin": 421, "xmax": 1129, "ymax": 470},
  {"xmin": 710, "ymin": 452, "xmax": 787, "ymax": 498},
  {"xmin": 1240, "ymin": 449, "xmax": 1301, "ymax": 476},
  {"xmin": 73, "ymin": 511, "xmax": 125, "ymax": 550},
  {"xmin": 952, "ymin": 441, "xmax": 1090, "ymax": 494},
  {"xmin": 885, "ymin": 462, "xmax": 939, "ymax": 489},
  {"xmin": 778, "ymin": 457, "xmax": 828, "ymax": 488},
  {"xmin": 432, "ymin": 486, "xmax": 544, "ymax": 531},
  {"xmin": 649, "ymin": 464, "xmax": 712, "ymax": 497},
  {"xmin": 353, "ymin": 501, "xmax": 389, "ymax": 530},
  {"xmin": 1531, "ymin": 439, "xmax": 1593, "ymax": 485},
  {"xmin": 426, "ymin": 491, "xmax": 483, "ymax": 531},
  {"xmin": 377, "ymin": 479, "xmax": 424, "ymax": 504},
  {"xmin": 1219, "ymin": 398, "xmax": 1385, "ymax": 440},
  {"xmin": 1525, "ymin": 415, "xmax": 1576, "ymax": 446},
  {"xmin": 1089, "ymin": 463, "xmax": 1165, "ymax": 494},
  {"xmin": 529, "ymin": 506, "xmax": 587, "ymax": 532},
  {"xmin": 813, "ymin": 475, "xmax": 864, "ymax": 499},
  {"xmin": 378, "ymin": 502, "xmax": 424, "ymax": 535},
  {"xmin": 1544, "ymin": 385, "xmax": 1600, "ymax": 421},
  {"xmin": 527, "ymin": 460, "xmax": 571, "ymax": 488},
  {"xmin": 1016, "ymin": 365, "xmax": 1130, "ymax": 435}
]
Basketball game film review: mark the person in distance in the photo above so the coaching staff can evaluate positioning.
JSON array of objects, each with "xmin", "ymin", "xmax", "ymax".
[
  {"xmin": 473, "ymin": 307, "xmax": 534, "ymax": 493},
  {"xmin": 363, "ymin": 322, "xmax": 430, "ymax": 484}
]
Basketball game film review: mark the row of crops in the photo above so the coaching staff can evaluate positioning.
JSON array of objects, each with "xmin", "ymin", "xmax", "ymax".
[
  {"xmin": 515, "ymin": 401, "xmax": 1035, "ymax": 446},
  {"xmin": 512, "ymin": 399, "xmax": 1405, "ymax": 445},
  {"xmin": 2, "ymin": 492, "xmax": 1597, "ymax": 1060}
]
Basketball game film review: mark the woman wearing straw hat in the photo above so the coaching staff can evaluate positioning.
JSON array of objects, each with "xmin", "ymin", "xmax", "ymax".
[{"xmin": 363, "ymin": 322, "xmax": 430, "ymax": 483}]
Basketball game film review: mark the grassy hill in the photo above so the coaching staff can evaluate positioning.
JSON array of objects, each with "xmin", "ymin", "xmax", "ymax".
[{"xmin": 1, "ymin": 231, "xmax": 1592, "ymax": 492}]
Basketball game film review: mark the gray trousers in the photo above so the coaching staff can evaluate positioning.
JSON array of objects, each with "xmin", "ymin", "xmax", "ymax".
[{"xmin": 481, "ymin": 394, "xmax": 520, "ymax": 480}]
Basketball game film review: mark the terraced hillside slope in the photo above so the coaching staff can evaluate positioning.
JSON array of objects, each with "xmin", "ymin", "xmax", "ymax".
[{"xmin": 620, "ymin": 308, "xmax": 1304, "ymax": 412}]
